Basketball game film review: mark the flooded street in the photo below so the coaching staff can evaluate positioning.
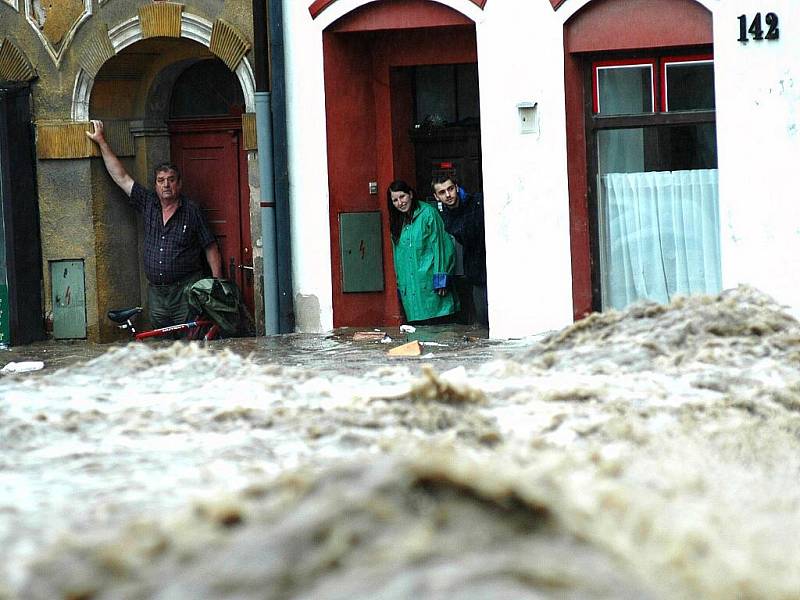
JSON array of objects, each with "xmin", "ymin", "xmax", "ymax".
[{"xmin": 3, "ymin": 287, "xmax": 800, "ymax": 599}]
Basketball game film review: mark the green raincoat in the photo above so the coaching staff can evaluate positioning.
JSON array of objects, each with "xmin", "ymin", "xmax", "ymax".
[{"xmin": 392, "ymin": 201, "xmax": 459, "ymax": 322}]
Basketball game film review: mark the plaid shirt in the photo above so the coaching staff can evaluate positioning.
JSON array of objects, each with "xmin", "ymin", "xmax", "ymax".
[{"xmin": 130, "ymin": 182, "xmax": 216, "ymax": 285}]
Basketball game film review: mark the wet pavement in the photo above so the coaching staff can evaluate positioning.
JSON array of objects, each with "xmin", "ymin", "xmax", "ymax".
[{"xmin": 0, "ymin": 325, "xmax": 537, "ymax": 379}]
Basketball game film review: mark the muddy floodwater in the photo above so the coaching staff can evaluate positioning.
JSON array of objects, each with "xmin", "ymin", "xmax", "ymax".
[{"xmin": 2, "ymin": 286, "xmax": 800, "ymax": 599}]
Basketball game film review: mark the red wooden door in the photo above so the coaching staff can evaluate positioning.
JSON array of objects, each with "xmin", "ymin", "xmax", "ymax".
[{"xmin": 168, "ymin": 119, "xmax": 255, "ymax": 319}]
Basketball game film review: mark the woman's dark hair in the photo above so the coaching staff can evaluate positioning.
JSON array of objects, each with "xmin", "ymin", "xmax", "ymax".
[{"xmin": 387, "ymin": 179, "xmax": 418, "ymax": 243}]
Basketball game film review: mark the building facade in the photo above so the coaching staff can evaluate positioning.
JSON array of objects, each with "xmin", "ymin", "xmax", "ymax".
[
  {"xmin": 1, "ymin": 0, "xmax": 799, "ymax": 342},
  {"xmin": 0, "ymin": 0, "xmax": 266, "ymax": 342},
  {"xmin": 285, "ymin": 0, "xmax": 800, "ymax": 338}
]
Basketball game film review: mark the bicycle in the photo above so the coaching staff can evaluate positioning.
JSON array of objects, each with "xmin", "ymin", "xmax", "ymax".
[
  {"xmin": 107, "ymin": 306, "xmax": 221, "ymax": 341},
  {"xmin": 107, "ymin": 278, "xmax": 247, "ymax": 342}
]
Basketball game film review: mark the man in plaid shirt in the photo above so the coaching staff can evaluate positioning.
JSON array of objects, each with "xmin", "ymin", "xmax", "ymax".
[{"xmin": 86, "ymin": 120, "xmax": 222, "ymax": 329}]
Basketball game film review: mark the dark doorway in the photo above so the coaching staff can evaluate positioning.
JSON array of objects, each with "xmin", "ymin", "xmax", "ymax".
[
  {"xmin": 391, "ymin": 62, "xmax": 485, "ymax": 326},
  {"xmin": 0, "ymin": 84, "xmax": 45, "ymax": 345},
  {"xmin": 403, "ymin": 63, "xmax": 482, "ymax": 203}
]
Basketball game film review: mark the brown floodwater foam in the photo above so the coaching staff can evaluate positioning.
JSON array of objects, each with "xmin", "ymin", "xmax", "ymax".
[{"xmin": 4, "ymin": 285, "xmax": 800, "ymax": 599}]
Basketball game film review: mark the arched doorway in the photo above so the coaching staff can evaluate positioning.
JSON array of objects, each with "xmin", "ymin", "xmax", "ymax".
[
  {"xmin": 88, "ymin": 38, "xmax": 255, "ymax": 324},
  {"xmin": 564, "ymin": 0, "xmax": 717, "ymax": 319},
  {"xmin": 323, "ymin": 0, "xmax": 483, "ymax": 327}
]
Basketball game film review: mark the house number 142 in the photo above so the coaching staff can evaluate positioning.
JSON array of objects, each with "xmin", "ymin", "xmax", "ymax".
[{"xmin": 738, "ymin": 12, "xmax": 780, "ymax": 42}]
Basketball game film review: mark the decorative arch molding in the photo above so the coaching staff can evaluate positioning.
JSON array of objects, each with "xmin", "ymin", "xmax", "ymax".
[
  {"xmin": 0, "ymin": 38, "xmax": 36, "ymax": 81},
  {"xmin": 24, "ymin": 0, "xmax": 92, "ymax": 66},
  {"xmin": 70, "ymin": 11, "xmax": 255, "ymax": 121},
  {"xmin": 309, "ymin": 0, "xmax": 486, "ymax": 20}
]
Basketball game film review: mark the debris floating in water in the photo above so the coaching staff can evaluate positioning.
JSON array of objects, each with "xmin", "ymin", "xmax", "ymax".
[{"xmin": 1, "ymin": 360, "xmax": 44, "ymax": 374}]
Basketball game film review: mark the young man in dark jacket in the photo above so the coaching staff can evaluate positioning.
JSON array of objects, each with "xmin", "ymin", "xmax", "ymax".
[{"xmin": 432, "ymin": 175, "xmax": 488, "ymax": 326}]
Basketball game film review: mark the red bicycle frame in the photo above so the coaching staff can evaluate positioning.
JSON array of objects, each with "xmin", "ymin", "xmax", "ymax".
[
  {"xmin": 134, "ymin": 319, "xmax": 220, "ymax": 341},
  {"xmin": 107, "ymin": 307, "xmax": 221, "ymax": 341}
]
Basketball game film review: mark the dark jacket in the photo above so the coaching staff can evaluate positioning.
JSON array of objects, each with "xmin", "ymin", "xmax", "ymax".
[{"xmin": 439, "ymin": 189, "xmax": 487, "ymax": 285}]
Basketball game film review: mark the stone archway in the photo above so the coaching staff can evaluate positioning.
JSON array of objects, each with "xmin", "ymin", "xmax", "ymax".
[
  {"xmin": 71, "ymin": 10, "xmax": 254, "ymax": 121},
  {"xmin": 66, "ymin": 7, "xmax": 260, "ymax": 341}
]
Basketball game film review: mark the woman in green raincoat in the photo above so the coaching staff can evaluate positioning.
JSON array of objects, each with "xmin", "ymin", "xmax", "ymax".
[{"xmin": 387, "ymin": 180, "xmax": 459, "ymax": 323}]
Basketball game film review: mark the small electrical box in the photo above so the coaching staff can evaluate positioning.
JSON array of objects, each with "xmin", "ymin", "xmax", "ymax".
[
  {"xmin": 51, "ymin": 260, "xmax": 87, "ymax": 339},
  {"xmin": 339, "ymin": 212, "xmax": 384, "ymax": 293},
  {"xmin": 517, "ymin": 101, "xmax": 539, "ymax": 135}
]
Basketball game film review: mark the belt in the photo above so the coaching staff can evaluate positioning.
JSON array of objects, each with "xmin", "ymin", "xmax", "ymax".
[{"xmin": 149, "ymin": 271, "xmax": 202, "ymax": 288}]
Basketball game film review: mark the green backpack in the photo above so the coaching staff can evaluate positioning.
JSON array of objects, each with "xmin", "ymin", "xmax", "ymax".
[{"xmin": 186, "ymin": 278, "xmax": 244, "ymax": 336}]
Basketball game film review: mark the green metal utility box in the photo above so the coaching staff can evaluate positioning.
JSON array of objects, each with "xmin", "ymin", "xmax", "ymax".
[
  {"xmin": 50, "ymin": 260, "xmax": 87, "ymax": 339},
  {"xmin": 339, "ymin": 211, "xmax": 384, "ymax": 293}
]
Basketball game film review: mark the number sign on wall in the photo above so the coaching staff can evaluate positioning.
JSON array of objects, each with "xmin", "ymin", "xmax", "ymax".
[{"xmin": 738, "ymin": 13, "xmax": 780, "ymax": 42}]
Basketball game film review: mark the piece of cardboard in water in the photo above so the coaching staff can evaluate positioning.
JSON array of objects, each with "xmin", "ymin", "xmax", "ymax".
[
  {"xmin": 388, "ymin": 340, "xmax": 421, "ymax": 357},
  {"xmin": 353, "ymin": 331, "xmax": 386, "ymax": 341}
]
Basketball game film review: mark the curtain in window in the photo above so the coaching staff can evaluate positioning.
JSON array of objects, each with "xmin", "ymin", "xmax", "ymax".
[{"xmin": 598, "ymin": 169, "xmax": 721, "ymax": 310}]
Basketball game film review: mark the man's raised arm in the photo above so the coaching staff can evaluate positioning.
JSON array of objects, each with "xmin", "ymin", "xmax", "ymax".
[{"xmin": 85, "ymin": 119, "xmax": 135, "ymax": 196}]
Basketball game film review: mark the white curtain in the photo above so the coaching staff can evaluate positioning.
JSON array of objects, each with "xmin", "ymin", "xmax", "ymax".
[{"xmin": 598, "ymin": 169, "xmax": 721, "ymax": 310}]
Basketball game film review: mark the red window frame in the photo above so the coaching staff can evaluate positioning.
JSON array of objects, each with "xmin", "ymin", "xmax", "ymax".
[
  {"xmin": 660, "ymin": 53, "xmax": 714, "ymax": 112},
  {"xmin": 592, "ymin": 58, "xmax": 657, "ymax": 114},
  {"xmin": 593, "ymin": 54, "xmax": 713, "ymax": 114}
]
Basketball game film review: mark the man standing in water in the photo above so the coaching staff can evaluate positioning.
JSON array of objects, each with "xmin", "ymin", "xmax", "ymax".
[
  {"xmin": 432, "ymin": 174, "xmax": 488, "ymax": 326},
  {"xmin": 86, "ymin": 119, "xmax": 222, "ymax": 328}
]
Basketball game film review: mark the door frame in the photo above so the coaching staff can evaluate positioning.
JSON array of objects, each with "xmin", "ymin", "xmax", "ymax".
[{"xmin": 323, "ymin": 0, "xmax": 478, "ymax": 327}]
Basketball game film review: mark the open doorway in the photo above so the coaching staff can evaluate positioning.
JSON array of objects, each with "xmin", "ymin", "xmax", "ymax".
[
  {"xmin": 390, "ymin": 62, "xmax": 487, "ymax": 327},
  {"xmin": 323, "ymin": 0, "xmax": 486, "ymax": 328}
]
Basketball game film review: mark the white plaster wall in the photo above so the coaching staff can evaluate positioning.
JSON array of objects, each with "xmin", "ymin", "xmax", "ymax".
[
  {"xmin": 283, "ymin": 0, "xmax": 575, "ymax": 336},
  {"xmin": 714, "ymin": 0, "xmax": 800, "ymax": 315},
  {"xmin": 478, "ymin": 0, "xmax": 574, "ymax": 339},
  {"xmin": 283, "ymin": 0, "xmax": 334, "ymax": 332}
]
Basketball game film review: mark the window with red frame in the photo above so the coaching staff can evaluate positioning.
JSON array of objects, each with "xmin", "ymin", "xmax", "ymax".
[
  {"xmin": 587, "ymin": 52, "xmax": 721, "ymax": 312},
  {"xmin": 593, "ymin": 54, "xmax": 713, "ymax": 115}
]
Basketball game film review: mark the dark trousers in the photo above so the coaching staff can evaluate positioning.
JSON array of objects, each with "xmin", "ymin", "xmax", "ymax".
[
  {"xmin": 453, "ymin": 277, "xmax": 489, "ymax": 326},
  {"xmin": 147, "ymin": 272, "xmax": 203, "ymax": 329},
  {"xmin": 472, "ymin": 283, "xmax": 488, "ymax": 326}
]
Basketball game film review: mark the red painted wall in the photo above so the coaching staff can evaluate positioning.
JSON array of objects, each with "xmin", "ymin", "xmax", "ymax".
[
  {"xmin": 323, "ymin": 33, "xmax": 391, "ymax": 326},
  {"xmin": 563, "ymin": 0, "xmax": 712, "ymax": 319},
  {"xmin": 565, "ymin": 0, "xmax": 713, "ymax": 53}
]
